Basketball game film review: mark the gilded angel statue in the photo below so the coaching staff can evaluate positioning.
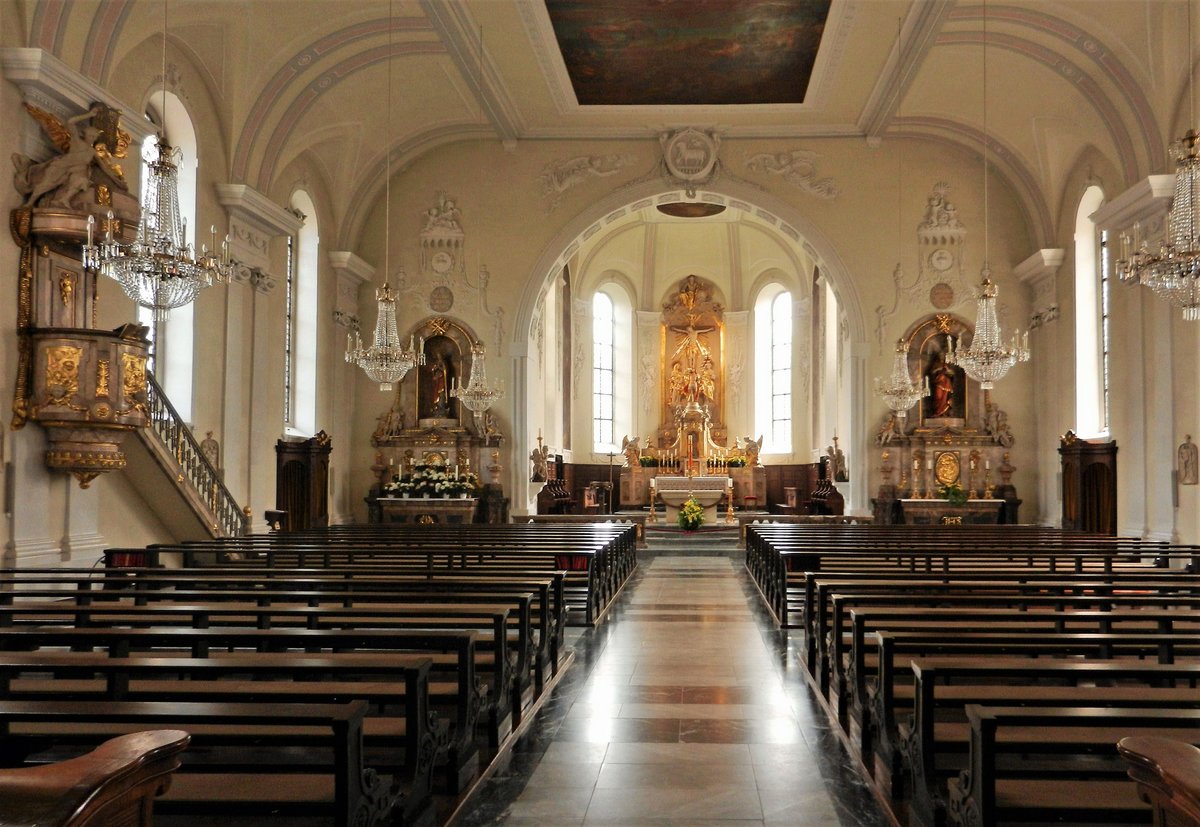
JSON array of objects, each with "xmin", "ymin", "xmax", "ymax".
[{"xmin": 11, "ymin": 102, "xmax": 130, "ymax": 210}]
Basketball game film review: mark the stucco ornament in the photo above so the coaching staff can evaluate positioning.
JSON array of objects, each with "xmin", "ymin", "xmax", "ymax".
[
  {"xmin": 744, "ymin": 149, "xmax": 839, "ymax": 199},
  {"xmin": 660, "ymin": 128, "xmax": 720, "ymax": 196},
  {"xmin": 539, "ymin": 154, "xmax": 636, "ymax": 212}
]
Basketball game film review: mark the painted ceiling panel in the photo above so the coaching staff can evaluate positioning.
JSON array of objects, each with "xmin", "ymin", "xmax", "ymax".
[{"xmin": 545, "ymin": 0, "xmax": 831, "ymax": 106}]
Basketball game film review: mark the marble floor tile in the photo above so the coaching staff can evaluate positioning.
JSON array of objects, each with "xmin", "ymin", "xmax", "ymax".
[{"xmin": 451, "ymin": 552, "xmax": 893, "ymax": 827}]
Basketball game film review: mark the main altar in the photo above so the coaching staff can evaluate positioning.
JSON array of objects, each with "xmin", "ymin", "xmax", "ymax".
[{"xmin": 618, "ymin": 275, "xmax": 767, "ymax": 512}]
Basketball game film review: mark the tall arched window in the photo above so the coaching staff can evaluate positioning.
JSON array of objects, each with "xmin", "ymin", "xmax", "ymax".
[
  {"xmin": 754, "ymin": 285, "xmax": 793, "ymax": 453},
  {"xmin": 286, "ymin": 191, "xmax": 319, "ymax": 435},
  {"xmin": 592, "ymin": 283, "xmax": 632, "ymax": 453},
  {"xmin": 1074, "ymin": 185, "xmax": 1108, "ymax": 436},
  {"xmin": 592, "ymin": 292, "xmax": 615, "ymax": 451},
  {"xmin": 141, "ymin": 90, "xmax": 197, "ymax": 422}
]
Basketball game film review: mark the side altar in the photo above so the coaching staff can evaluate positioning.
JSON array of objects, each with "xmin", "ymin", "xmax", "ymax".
[
  {"xmin": 871, "ymin": 314, "xmax": 1022, "ymax": 525},
  {"xmin": 617, "ymin": 275, "xmax": 766, "ymax": 511}
]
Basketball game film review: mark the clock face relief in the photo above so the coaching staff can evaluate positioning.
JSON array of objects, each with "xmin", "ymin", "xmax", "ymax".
[
  {"xmin": 929, "ymin": 248, "xmax": 954, "ymax": 272},
  {"xmin": 431, "ymin": 251, "xmax": 454, "ymax": 274}
]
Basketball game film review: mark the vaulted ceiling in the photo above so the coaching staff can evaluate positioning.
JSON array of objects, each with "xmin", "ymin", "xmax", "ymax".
[{"xmin": 6, "ymin": 0, "xmax": 1191, "ymax": 245}]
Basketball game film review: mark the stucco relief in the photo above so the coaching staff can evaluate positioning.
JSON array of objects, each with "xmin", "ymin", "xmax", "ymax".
[
  {"xmin": 744, "ymin": 149, "xmax": 839, "ymax": 199},
  {"xmin": 539, "ymin": 154, "xmax": 636, "ymax": 212}
]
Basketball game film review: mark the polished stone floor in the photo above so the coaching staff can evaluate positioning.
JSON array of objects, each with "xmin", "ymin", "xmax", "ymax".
[{"xmin": 452, "ymin": 551, "xmax": 892, "ymax": 826}]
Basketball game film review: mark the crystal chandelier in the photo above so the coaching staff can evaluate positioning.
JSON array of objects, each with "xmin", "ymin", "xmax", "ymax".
[
  {"xmin": 947, "ymin": 276, "xmax": 1029, "ymax": 389},
  {"xmin": 944, "ymin": 2, "xmax": 1029, "ymax": 390},
  {"xmin": 81, "ymin": 0, "xmax": 229, "ymax": 320},
  {"xmin": 1116, "ymin": 134, "xmax": 1200, "ymax": 319},
  {"xmin": 874, "ymin": 339, "xmax": 926, "ymax": 420},
  {"xmin": 451, "ymin": 342, "xmax": 503, "ymax": 430},
  {"xmin": 1116, "ymin": 0, "xmax": 1200, "ymax": 320},
  {"xmin": 345, "ymin": 284, "xmax": 423, "ymax": 391},
  {"xmin": 346, "ymin": 0, "xmax": 423, "ymax": 390}
]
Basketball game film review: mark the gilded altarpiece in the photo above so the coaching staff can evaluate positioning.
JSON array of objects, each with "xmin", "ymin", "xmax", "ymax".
[
  {"xmin": 871, "ymin": 313, "xmax": 1021, "ymax": 524},
  {"xmin": 620, "ymin": 275, "xmax": 766, "ymax": 509}
]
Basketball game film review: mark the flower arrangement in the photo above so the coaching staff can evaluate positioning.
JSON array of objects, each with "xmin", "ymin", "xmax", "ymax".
[
  {"xmin": 384, "ymin": 464, "xmax": 480, "ymax": 498},
  {"xmin": 638, "ymin": 455, "xmax": 660, "ymax": 467},
  {"xmin": 725, "ymin": 457, "xmax": 747, "ymax": 468},
  {"xmin": 678, "ymin": 496, "xmax": 705, "ymax": 531},
  {"xmin": 938, "ymin": 481, "xmax": 968, "ymax": 506}
]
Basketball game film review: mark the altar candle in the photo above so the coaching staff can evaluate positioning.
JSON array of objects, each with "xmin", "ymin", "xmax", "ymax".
[
  {"xmin": 913, "ymin": 458, "xmax": 919, "ymax": 471},
  {"xmin": 926, "ymin": 459, "xmax": 932, "ymax": 470},
  {"xmin": 389, "ymin": 456, "xmax": 394, "ymax": 466},
  {"xmin": 985, "ymin": 460, "xmax": 991, "ymax": 470}
]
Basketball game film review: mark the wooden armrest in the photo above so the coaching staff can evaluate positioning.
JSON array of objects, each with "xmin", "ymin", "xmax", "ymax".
[
  {"xmin": 1118, "ymin": 736, "xmax": 1200, "ymax": 825},
  {"xmin": 0, "ymin": 729, "xmax": 190, "ymax": 827}
]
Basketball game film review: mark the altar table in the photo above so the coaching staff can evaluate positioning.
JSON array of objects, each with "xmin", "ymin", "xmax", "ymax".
[
  {"xmin": 898, "ymin": 498, "xmax": 1003, "ymax": 525},
  {"xmin": 378, "ymin": 497, "xmax": 477, "ymax": 525},
  {"xmin": 654, "ymin": 475, "xmax": 729, "ymax": 525}
]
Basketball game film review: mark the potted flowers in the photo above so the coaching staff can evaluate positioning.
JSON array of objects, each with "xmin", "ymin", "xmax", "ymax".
[
  {"xmin": 384, "ymin": 464, "xmax": 481, "ymax": 499},
  {"xmin": 938, "ymin": 481, "xmax": 968, "ymax": 506},
  {"xmin": 678, "ymin": 496, "xmax": 704, "ymax": 531}
]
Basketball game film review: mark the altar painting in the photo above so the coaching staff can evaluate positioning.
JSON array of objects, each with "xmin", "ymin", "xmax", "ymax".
[
  {"xmin": 420, "ymin": 335, "xmax": 459, "ymax": 421},
  {"xmin": 906, "ymin": 314, "xmax": 971, "ymax": 426}
]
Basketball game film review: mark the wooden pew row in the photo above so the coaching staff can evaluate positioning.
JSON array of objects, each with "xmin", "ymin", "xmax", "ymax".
[
  {"xmin": 761, "ymin": 548, "xmax": 1196, "ymax": 629},
  {"xmin": 806, "ymin": 571, "xmax": 1200, "ymax": 679},
  {"xmin": 819, "ymin": 576, "xmax": 1200, "ymax": 717},
  {"xmin": 0, "ymin": 729, "xmax": 189, "ymax": 827},
  {"xmin": 143, "ymin": 524, "xmax": 638, "ymax": 626},
  {"xmin": 862, "ymin": 629, "xmax": 1200, "ymax": 783},
  {"xmin": 0, "ymin": 699, "xmax": 424, "ymax": 827},
  {"xmin": 0, "ymin": 624, "xmax": 481, "ymax": 795},
  {"xmin": 947, "ymin": 706, "xmax": 1200, "ymax": 827},
  {"xmin": 0, "ymin": 591, "xmax": 525, "ymax": 744},
  {"xmin": 0, "ymin": 566, "xmax": 567, "ymax": 692},
  {"xmin": 1118, "ymin": 736, "xmax": 1200, "ymax": 827},
  {"xmin": 908, "ymin": 661, "xmax": 1200, "ymax": 827},
  {"xmin": 0, "ymin": 650, "xmax": 442, "ymax": 822}
]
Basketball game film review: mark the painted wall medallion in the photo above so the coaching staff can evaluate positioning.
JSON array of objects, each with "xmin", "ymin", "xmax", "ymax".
[
  {"xmin": 929, "ymin": 282, "xmax": 955, "ymax": 309},
  {"xmin": 429, "ymin": 285, "xmax": 454, "ymax": 313}
]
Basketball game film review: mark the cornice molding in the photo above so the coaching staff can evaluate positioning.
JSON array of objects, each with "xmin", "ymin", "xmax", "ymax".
[
  {"xmin": 1090, "ymin": 175, "xmax": 1174, "ymax": 231},
  {"xmin": 328, "ymin": 251, "xmax": 375, "ymax": 285}
]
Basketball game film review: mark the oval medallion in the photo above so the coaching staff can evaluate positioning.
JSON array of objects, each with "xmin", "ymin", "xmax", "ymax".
[
  {"xmin": 929, "ymin": 282, "xmax": 955, "ymax": 309},
  {"xmin": 429, "ymin": 286, "xmax": 454, "ymax": 312}
]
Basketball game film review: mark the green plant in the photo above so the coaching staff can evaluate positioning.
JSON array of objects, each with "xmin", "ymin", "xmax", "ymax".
[
  {"xmin": 938, "ymin": 481, "xmax": 968, "ymax": 506},
  {"xmin": 638, "ymin": 455, "xmax": 659, "ymax": 467},
  {"xmin": 726, "ymin": 457, "xmax": 747, "ymax": 468},
  {"xmin": 678, "ymin": 496, "xmax": 704, "ymax": 531}
]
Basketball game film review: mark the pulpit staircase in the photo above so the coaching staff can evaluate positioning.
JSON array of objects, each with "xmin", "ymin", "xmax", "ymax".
[{"xmin": 121, "ymin": 372, "xmax": 248, "ymax": 540}]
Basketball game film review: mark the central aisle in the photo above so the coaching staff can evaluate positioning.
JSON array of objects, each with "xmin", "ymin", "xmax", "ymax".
[{"xmin": 454, "ymin": 554, "xmax": 890, "ymax": 826}]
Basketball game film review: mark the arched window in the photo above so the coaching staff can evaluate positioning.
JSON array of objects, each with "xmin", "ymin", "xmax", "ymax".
[
  {"xmin": 286, "ymin": 190, "xmax": 319, "ymax": 435},
  {"xmin": 141, "ymin": 90, "xmax": 197, "ymax": 422},
  {"xmin": 1074, "ymin": 185, "xmax": 1108, "ymax": 436},
  {"xmin": 592, "ymin": 283, "xmax": 633, "ymax": 453},
  {"xmin": 754, "ymin": 285, "xmax": 793, "ymax": 453},
  {"xmin": 592, "ymin": 292, "xmax": 615, "ymax": 451}
]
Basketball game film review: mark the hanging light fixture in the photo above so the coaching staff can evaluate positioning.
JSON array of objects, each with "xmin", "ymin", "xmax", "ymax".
[
  {"xmin": 345, "ymin": 0, "xmax": 423, "ymax": 390},
  {"xmin": 874, "ymin": 19, "xmax": 927, "ymax": 422},
  {"xmin": 82, "ymin": 0, "xmax": 230, "ymax": 320},
  {"xmin": 1116, "ymin": 2, "xmax": 1200, "ymax": 319},
  {"xmin": 876, "ymin": 339, "xmax": 926, "ymax": 421},
  {"xmin": 946, "ymin": 1, "xmax": 1029, "ymax": 389},
  {"xmin": 448, "ymin": 26, "xmax": 503, "ymax": 428},
  {"xmin": 452, "ymin": 341, "xmax": 503, "ymax": 432}
]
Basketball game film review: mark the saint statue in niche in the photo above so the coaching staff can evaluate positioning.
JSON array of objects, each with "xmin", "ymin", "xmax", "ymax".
[{"xmin": 419, "ymin": 336, "xmax": 457, "ymax": 421}]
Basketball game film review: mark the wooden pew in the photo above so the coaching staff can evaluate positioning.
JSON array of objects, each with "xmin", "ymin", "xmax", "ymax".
[
  {"xmin": 947, "ymin": 706, "xmax": 1200, "ymax": 826},
  {"xmin": 0, "ymin": 624, "xmax": 481, "ymax": 793},
  {"xmin": 1118, "ymin": 736, "xmax": 1200, "ymax": 827},
  {"xmin": 0, "ymin": 729, "xmax": 189, "ymax": 827},
  {"xmin": 907, "ymin": 661, "xmax": 1200, "ymax": 826},
  {"xmin": 0, "ymin": 699, "xmax": 423, "ymax": 827}
]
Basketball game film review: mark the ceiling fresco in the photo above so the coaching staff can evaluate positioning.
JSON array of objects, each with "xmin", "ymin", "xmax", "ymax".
[{"xmin": 545, "ymin": 0, "xmax": 832, "ymax": 106}]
